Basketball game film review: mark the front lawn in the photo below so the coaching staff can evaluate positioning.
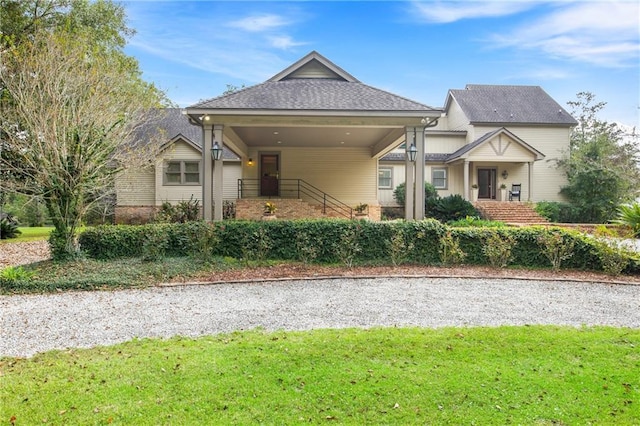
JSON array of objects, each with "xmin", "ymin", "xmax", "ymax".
[
  {"xmin": 2, "ymin": 326, "xmax": 638, "ymax": 424},
  {"xmin": 0, "ymin": 226, "xmax": 53, "ymax": 243}
]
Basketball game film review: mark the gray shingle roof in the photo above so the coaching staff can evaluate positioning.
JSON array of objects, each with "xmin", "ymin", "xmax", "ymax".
[
  {"xmin": 136, "ymin": 108, "xmax": 238, "ymax": 159},
  {"xmin": 381, "ymin": 128, "xmax": 545, "ymax": 162},
  {"xmin": 448, "ymin": 85, "xmax": 577, "ymax": 125},
  {"xmin": 190, "ymin": 79, "xmax": 437, "ymax": 112}
]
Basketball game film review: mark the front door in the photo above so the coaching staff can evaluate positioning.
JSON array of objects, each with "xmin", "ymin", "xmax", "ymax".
[
  {"xmin": 260, "ymin": 153, "xmax": 279, "ymax": 196},
  {"xmin": 478, "ymin": 168, "xmax": 497, "ymax": 199}
]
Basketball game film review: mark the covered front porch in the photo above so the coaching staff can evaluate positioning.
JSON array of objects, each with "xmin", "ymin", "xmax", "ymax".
[
  {"xmin": 448, "ymin": 128, "xmax": 546, "ymax": 203},
  {"xmin": 184, "ymin": 51, "xmax": 441, "ymax": 222}
]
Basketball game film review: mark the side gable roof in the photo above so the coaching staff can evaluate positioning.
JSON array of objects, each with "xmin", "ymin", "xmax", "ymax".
[
  {"xmin": 189, "ymin": 51, "xmax": 439, "ymax": 114},
  {"xmin": 445, "ymin": 85, "xmax": 577, "ymax": 126}
]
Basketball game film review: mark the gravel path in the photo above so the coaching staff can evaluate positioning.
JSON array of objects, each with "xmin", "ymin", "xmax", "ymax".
[{"xmin": 2, "ymin": 277, "xmax": 639, "ymax": 358}]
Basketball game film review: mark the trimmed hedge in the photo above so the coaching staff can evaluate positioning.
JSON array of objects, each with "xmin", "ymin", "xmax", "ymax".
[{"xmin": 78, "ymin": 219, "xmax": 639, "ymax": 275}]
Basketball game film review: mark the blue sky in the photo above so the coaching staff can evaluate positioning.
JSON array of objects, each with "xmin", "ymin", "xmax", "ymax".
[{"xmin": 123, "ymin": 0, "xmax": 639, "ymax": 127}]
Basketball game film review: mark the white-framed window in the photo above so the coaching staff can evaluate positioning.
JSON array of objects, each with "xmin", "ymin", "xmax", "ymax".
[
  {"xmin": 432, "ymin": 167, "xmax": 448, "ymax": 189},
  {"xmin": 378, "ymin": 167, "xmax": 393, "ymax": 189},
  {"xmin": 164, "ymin": 160, "xmax": 201, "ymax": 185}
]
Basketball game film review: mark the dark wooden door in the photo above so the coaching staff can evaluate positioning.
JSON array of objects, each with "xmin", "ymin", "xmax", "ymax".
[
  {"xmin": 260, "ymin": 154, "xmax": 279, "ymax": 196},
  {"xmin": 478, "ymin": 168, "xmax": 497, "ymax": 199}
]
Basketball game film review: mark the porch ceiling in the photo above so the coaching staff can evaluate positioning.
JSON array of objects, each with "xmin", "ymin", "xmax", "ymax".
[{"xmin": 231, "ymin": 125, "xmax": 404, "ymax": 148}]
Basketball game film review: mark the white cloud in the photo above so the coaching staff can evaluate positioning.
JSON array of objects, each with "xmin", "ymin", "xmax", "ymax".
[
  {"xmin": 412, "ymin": 0, "xmax": 535, "ymax": 23},
  {"xmin": 489, "ymin": 2, "xmax": 640, "ymax": 67},
  {"xmin": 268, "ymin": 35, "xmax": 308, "ymax": 50},
  {"xmin": 226, "ymin": 14, "xmax": 291, "ymax": 32}
]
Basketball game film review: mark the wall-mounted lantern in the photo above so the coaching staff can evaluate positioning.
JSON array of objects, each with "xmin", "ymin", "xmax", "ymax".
[{"xmin": 211, "ymin": 140, "xmax": 222, "ymax": 161}]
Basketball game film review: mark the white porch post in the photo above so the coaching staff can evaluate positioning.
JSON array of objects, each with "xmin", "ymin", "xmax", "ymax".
[
  {"xmin": 463, "ymin": 160, "xmax": 470, "ymax": 201},
  {"xmin": 202, "ymin": 124, "xmax": 213, "ymax": 221},
  {"xmin": 405, "ymin": 127, "xmax": 414, "ymax": 220},
  {"xmin": 414, "ymin": 126, "xmax": 425, "ymax": 220},
  {"xmin": 528, "ymin": 161, "xmax": 533, "ymax": 202},
  {"xmin": 213, "ymin": 124, "xmax": 224, "ymax": 221}
]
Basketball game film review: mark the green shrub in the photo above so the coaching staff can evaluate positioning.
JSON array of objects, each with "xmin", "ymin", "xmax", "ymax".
[
  {"xmin": 615, "ymin": 203, "xmax": 640, "ymax": 238},
  {"xmin": 333, "ymin": 224, "xmax": 362, "ymax": 267},
  {"xmin": 155, "ymin": 196, "xmax": 200, "ymax": 223},
  {"xmin": 141, "ymin": 224, "xmax": 169, "ymax": 262},
  {"xmin": 77, "ymin": 220, "xmax": 637, "ymax": 276},
  {"xmin": 449, "ymin": 216, "xmax": 503, "ymax": 228},
  {"xmin": 482, "ymin": 230, "xmax": 516, "ymax": 268},
  {"xmin": 387, "ymin": 228, "xmax": 414, "ymax": 266},
  {"xmin": 430, "ymin": 195, "xmax": 478, "ymax": 223},
  {"xmin": 0, "ymin": 265, "xmax": 34, "ymax": 290},
  {"xmin": 535, "ymin": 201, "xmax": 581, "ymax": 223},
  {"xmin": 537, "ymin": 230, "xmax": 575, "ymax": 271},
  {"xmin": 0, "ymin": 214, "xmax": 21, "ymax": 239},
  {"xmin": 439, "ymin": 231, "xmax": 466, "ymax": 266}
]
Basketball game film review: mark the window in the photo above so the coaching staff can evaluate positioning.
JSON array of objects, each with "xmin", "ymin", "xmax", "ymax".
[
  {"xmin": 432, "ymin": 167, "xmax": 448, "ymax": 189},
  {"xmin": 164, "ymin": 161, "xmax": 201, "ymax": 185},
  {"xmin": 378, "ymin": 167, "xmax": 393, "ymax": 189}
]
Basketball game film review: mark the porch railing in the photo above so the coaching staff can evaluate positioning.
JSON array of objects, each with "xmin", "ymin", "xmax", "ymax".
[{"xmin": 237, "ymin": 179, "xmax": 353, "ymax": 219}]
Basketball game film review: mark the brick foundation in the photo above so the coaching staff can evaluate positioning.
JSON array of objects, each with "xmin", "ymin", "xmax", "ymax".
[
  {"xmin": 236, "ymin": 199, "xmax": 381, "ymax": 221},
  {"xmin": 114, "ymin": 206, "xmax": 158, "ymax": 225}
]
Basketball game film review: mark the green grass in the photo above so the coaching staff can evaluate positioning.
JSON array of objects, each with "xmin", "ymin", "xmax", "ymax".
[
  {"xmin": 0, "ymin": 226, "xmax": 53, "ymax": 243},
  {"xmin": 1, "ymin": 326, "xmax": 638, "ymax": 424}
]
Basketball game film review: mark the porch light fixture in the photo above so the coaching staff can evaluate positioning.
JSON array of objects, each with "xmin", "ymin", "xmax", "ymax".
[
  {"xmin": 211, "ymin": 140, "xmax": 222, "ymax": 161},
  {"xmin": 407, "ymin": 143, "xmax": 418, "ymax": 162},
  {"xmin": 247, "ymin": 158, "xmax": 254, "ymax": 166},
  {"xmin": 501, "ymin": 169, "xmax": 509, "ymax": 179}
]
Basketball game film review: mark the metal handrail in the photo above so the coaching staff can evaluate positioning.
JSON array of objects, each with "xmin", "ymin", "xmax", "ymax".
[{"xmin": 238, "ymin": 178, "xmax": 353, "ymax": 219}]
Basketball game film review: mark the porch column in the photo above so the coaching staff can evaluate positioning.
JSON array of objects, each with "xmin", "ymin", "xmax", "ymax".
[
  {"xmin": 414, "ymin": 127, "xmax": 425, "ymax": 220},
  {"xmin": 463, "ymin": 160, "xmax": 470, "ymax": 201},
  {"xmin": 213, "ymin": 124, "xmax": 224, "ymax": 221},
  {"xmin": 202, "ymin": 124, "xmax": 213, "ymax": 221},
  {"xmin": 528, "ymin": 161, "xmax": 533, "ymax": 201},
  {"xmin": 405, "ymin": 128, "xmax": 414, "ymax": 220}
]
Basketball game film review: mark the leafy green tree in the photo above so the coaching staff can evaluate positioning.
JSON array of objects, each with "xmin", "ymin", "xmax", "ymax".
[
  {"xmin": 559, "ymin": 92, "xmax": 640, "ymax": 223},
  {"xmin": 1, "ymin": 27, "xmax": 166, "ymax": 259}
]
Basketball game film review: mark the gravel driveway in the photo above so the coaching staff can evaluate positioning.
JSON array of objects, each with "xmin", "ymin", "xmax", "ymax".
[{"xmin": 2, "ymin": 277, "xmax": 639, "ymax": 358}]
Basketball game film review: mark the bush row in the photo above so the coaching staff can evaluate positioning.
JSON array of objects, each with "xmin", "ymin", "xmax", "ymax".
[{"xmin": 78, "ymin": 219, "xmax": 640, "ymax": 275}]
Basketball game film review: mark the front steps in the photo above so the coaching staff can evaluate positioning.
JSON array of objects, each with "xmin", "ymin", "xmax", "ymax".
[
  {"xmin": 474, "ymin": 201, "xmax": 547, "ymax": 224},
  {"xmin": 235, "ymin": 199, "xmax": 381, "ymax": 221}
]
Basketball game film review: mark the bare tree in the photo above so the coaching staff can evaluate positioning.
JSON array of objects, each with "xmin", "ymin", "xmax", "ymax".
[{"xmin": 0, "ymin": 30, "xmax": 166, "ymax": 258}]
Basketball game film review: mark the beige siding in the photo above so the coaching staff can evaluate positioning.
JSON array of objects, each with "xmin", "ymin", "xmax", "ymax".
[
  {"xmin": 426, "ymin": 134, "xmax": 467, "ymax": 154},
  {"xmin": 474, "ymin": 126, "xmax": 570, "ymax": 202},
  {"xmin": 377, "ymin": 162, "xmax": 405, "ymax": 206},
  {"xmin": 469, "ymin": 134, "xmax": 537, "ymax": 162},
  {"xmin": 244, "ymin": 146, "xmax": 377, "ymax": 206},
  {"xmin": 115, "ymin": 167, "xmax": 155, "ymax": 206},
  {"xmin": 446, "ymin": 99, "xmax": 472, "ymax": 134},
  {"xmin": 155, "ymin": 140, "xmax": 203, "ymax": 205}
]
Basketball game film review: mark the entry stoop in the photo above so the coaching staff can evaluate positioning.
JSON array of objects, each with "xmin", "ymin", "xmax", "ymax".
[{"xmin": 474, "ymin": 201, "xmax": 548, "ymax": 225}]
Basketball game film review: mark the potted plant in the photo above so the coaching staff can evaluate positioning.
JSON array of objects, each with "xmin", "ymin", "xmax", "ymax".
[
  {"xmin": 262, "ymin": 202, "xmax": 277, "ymax": 220},
  {"xmin": 354, "ymin": 203, "xmax": 368, "ymax": 219},
  {"xmin": 471, "ymin": 184, "xmax": 479, "ymax": 202},
  {"xmin": 500, "ymin": 183, "xmax": 507, "ymax": 201}
]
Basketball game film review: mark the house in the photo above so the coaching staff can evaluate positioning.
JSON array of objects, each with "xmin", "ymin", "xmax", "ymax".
[
  {"xmin": 114, "ymin": 51, "xmax": 577, "ymax": 224},
  {"xmin": 379, "ymin": 85, "xmax": 578, "ymax": 207}
]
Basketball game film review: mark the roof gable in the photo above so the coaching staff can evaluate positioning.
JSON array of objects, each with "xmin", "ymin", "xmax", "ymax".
[
  {"xmin": 447, "ymin": 127, "xmax": 545, "ymax": 162},
  {"xmin": 268, "ymin": 51, "xmax": 358, "ymax": 82},
  {"xmin": 445, "ymin": 84, "xmax": 577, "ymax": 126},
  {"xmin": 188, "ymin": 51, "xmax": 439, "ymax": 114}
]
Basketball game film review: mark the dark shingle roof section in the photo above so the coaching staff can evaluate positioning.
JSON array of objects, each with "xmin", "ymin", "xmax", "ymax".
[
  {"xmin": 190, "ymin": 79, "xmax": 437, "ymax": 112},
  {"xmin": 381, "ymin": 152, "xmax": 451, "ymax": 162},
  {"xmin": 136, "ymin": 108, "xmax": 239, "ymax": 160},
  {"xmin": 449, "ymin": 85, "xmax": 577, "ymax": 125},
  {"xmin": 155, "ymin": 108, "xmax": 202, "ymax": 144}
]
